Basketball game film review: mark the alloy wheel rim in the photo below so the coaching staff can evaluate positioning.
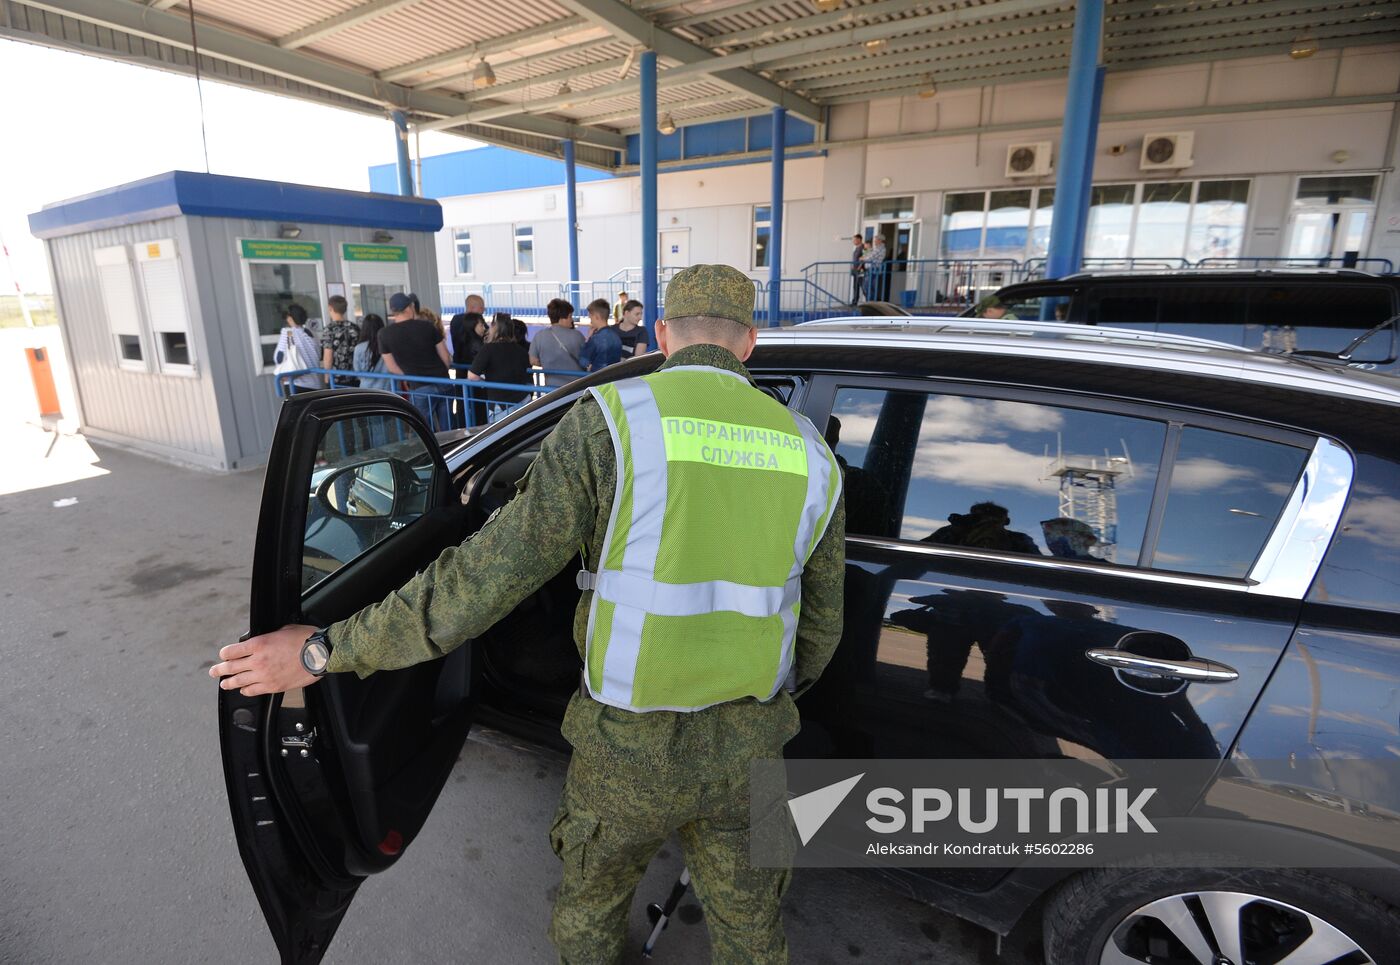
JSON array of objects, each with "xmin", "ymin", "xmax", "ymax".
[{"xmin": 1099, "ymin": 889, "xmax": 1373, "ymax": 965}]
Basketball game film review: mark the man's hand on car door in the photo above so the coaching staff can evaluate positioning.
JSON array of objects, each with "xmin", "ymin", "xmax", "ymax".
[{"xmin": 210, "ymin": 624, "xmax": 320, "ymax": 696}]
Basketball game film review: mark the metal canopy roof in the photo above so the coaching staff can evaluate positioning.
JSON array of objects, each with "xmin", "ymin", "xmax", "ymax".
[{"xmin": 6, "ymin": 0, "xmax": 1398, "ymax": 168}]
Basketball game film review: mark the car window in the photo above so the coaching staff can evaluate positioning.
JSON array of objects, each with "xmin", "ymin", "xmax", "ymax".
[
  {"xmin": 303, "ymin": 415, "xmax": 437, "ymax": 593},
  {"xmin": 1152, "ymin": 427, "xmax": 1311, "ymax": 578},
  {"xmin": 827, "ymin": 387, "xmax": 1166, "ymax": 565},
  {"xmin": 1246, "ymin": 284, "xmax": 1395, "ymax": 362}
]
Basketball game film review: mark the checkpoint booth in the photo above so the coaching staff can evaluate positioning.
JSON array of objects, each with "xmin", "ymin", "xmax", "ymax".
[{"xmin": 29, "ymin": 171, "xmax": 442, "ymax": 471}]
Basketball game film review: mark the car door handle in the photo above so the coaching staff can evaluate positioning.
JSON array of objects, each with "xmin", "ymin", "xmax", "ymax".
[{"xmin": 1084, "ymin": 649, "xmax": 1239, "ymax": 683}]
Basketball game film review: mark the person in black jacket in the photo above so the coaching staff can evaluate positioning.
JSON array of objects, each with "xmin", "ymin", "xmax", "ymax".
[
  {"xmin": 449, "ymin": 299, "xmax": 489, "ymax": 428},
  {"xmin": 468, "ymin": 315, "xmax": 532, "ymax": 424}
]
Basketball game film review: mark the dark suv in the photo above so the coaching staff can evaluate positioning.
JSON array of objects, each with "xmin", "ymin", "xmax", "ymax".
[
  {"xmin": 974, "ymin": 270, "xmax": 1400, "ymax": 376},
  {"xmin": 221, "ymin": 318, "xmax": 1400, "ymax": 964}
]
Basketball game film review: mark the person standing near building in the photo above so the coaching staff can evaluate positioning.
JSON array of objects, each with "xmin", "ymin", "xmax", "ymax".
[
  {"xmin": 467, "ymin": 314, "xmax": 531, "ymax": 423},
  {"xmin": 578, "ymin": 297, "xmax": 623, "ymax": 372},
  {"xmin": 320, "ymin": 295, "xmax": 360, "ymax": 387},
  {"xmin": 449, "ymin": 298, "xmax": 488, "ymax": 429},
  {"xmin": 613, "ymin": 289, "xmax": 629, "ymax": 322},
  {"xmin": 273, "ymin": 304, "xmax": 322, "ymax": 393},
  {"xmin": 617, "ymin": 299, "xmax": 648, "ymax": 358},
  {"xmin": 352, "ymin": 313, "xmax": 392, "ymax": 392},
  {"xmin": 849, "ymin": 233, "xmax": 866, "ymax": 306},
  {"xmin": 210, "ymin": 264, "xmax": 846, "ymax": 964},
  {"xmin": 529, "ymin": 297, "xmax": 585, "ymax": 388},
  {"xmin": 379, "ymin": 292, "xmax": 451, "ymax": 430},
  {"xmin": 865, "ymin": 234, "xmax": 888, "ymax": 302}
]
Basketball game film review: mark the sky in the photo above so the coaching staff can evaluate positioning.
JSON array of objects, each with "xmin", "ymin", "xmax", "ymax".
[{"xmin": 0, "ymin": 39, "xmax": 474, "ymax": 295}]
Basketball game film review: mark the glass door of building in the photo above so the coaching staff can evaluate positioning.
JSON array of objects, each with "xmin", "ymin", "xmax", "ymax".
[
  {"xmin": 1285, "ymin": 175, "xmax": 1378, "ymax": 266},
  {"xmin": 862, "ymin": 196, "xmax": 920, "ymax": 306}
]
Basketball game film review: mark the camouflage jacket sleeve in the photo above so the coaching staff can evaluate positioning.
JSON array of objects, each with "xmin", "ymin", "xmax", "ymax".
[
  {"xmin": 790, "ymin": 493, "xmax": 846, "ymax": 697},
  {"xmin": 325, "ymin": 399, "xmax": 609, "ymax": 677}
]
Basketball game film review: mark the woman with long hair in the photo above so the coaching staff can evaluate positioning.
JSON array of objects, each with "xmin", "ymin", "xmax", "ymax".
[
  {"xmin": 274, "ymin": 303, "xmax": 322, "ymax": 393},
  {"xmin": 353, "ymin": 313, "xmax": 393, "ymax": 391},
  {"xmin": 468, "ymin": 315, "xmax": 532, "ymax": 425}
]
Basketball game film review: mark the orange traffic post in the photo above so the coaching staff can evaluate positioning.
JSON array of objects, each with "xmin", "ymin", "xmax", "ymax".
[{"xmin": 25, "ymin": 346, "xmax": 62, "ymax": 418}]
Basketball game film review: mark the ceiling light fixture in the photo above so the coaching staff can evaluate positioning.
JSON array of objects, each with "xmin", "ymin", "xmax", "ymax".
[
  {"xmin": 658, "ymin": 112, "xmax": 677, "ymax": 136},
  {"xmin": 918, "ymin": 76, "xmax": 937, "ymax": 98},
  {"xmin": 557, "ymin": 80, "xmax": 572, "ymax": 98},
  {"xmin": 371, "ymin": 230, "xmax": 395, "ymax": 243},
  {"xmin": 813, "ymin": 0, "xmax": 841, "ymax": 11},
  {"xmin": 472, "ymin": 59, "xmax": 496, "ymax": 89},
  {"xmin": 1289, "ymin": 35, "xmax": 1317, "ymax": 59},
  {"xmin": 277, "ymin": 224, "xmax": 302, "ymax": 239},
  {"xmin": 863, "ymin": 38, "xmax": 888, "ymax": 52}
]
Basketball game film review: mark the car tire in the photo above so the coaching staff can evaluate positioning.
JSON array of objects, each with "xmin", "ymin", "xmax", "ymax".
[{"xmin": 1041, "ymin": 865, "xmax": 1398, "ymax": 965}]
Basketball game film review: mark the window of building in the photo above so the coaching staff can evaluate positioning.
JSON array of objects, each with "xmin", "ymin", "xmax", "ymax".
[
  {"xmin": 1188, "ymin": 180, "xmax": 1249, "ymax": 262},
  {"xmin": 239, "ymin": 243, "xmax": 326, "ymax": 371},
  {"xmin": 1151, "ymin": 428, "xmax": 1309, "ymax": 578},
  {"xmin": 1084, "ymin": 184, "xmax": 1136, "ymax": 259},
  {"xmin": 753, "ymin": 205, "xmax": 773, "ymax": 269},
  {"xmin": 514, "ymin": 225, "xmax": 534, "ymax": 274},
  {"xmin": 864, "ymin": 196, "xmax": 916, "ymax": 221},
  {"xmin": 454, "ymin": 229, "xmax": 472, "ymax": 276},
  {"xmin": 1132, "ymin": 182, "xmax": 1192, "ymax": 258},
  {"xmin": 942, "ymin": 180, "xmax": 1249, "ymax": 262},
  {"xmin": 136, "ymin": 238, "xmax": 194, "ymax": 373},
  {"xmin": 93, "ymin": 245, "xmax": 146, "ymax": 370},
  {"xmin": 827, "ymin": 386, "xmax": 1165, "ymax": 565}
]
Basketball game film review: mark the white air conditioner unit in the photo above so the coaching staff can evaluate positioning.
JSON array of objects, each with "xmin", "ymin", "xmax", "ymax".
[
  {"xmin": 1005, "ymin": 141, "xmax": 1053, "ymax": 178},
  {"xmin": 1140, "ymin": 132, "xmax": 1194, "ymax": 170}
]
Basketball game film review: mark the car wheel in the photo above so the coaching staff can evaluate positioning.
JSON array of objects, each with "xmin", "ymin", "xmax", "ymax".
[{"xmin": 1042, "ymin": 866, "xmax": 1398, "ymax": 965}]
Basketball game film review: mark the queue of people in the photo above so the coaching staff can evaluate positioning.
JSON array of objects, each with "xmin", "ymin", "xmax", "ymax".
[
  {"xmin": 848, "ymin": 232, "xmax": 891, "ymax": 305},
  {"xmin": 273, "ymin": 288, "xmax": 653, "ymax": 430}
]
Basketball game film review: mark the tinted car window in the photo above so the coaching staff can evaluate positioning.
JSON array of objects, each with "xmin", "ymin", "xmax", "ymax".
[
  {"xmin": 1310, "ymin": 454, "xmax": 1400, "ymax": 612},
  {"xmin": 1246, "ymin": 284, "xmax": 1395, "ymax": 362},
  {"xmin": 1152, "ymin": 427, "xmax": 1310, "ymax": 579},
  {"xmin": 1087, "ymin": 285, "xmax": 1248, "ymax": 344},
  {"xmin": 827, "ymin": 387, "xmax": 1166, "ymax": 564}
]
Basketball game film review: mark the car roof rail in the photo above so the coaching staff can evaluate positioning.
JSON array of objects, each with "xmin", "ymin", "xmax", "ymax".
[{"xmin": 793, "ymin": 315, "xmax": 1249, "ymax": 353}]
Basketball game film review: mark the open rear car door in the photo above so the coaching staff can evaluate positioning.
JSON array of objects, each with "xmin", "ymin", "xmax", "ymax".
[{"xmin": 218, "ymin": 390, "xmax": 476, "ymax": 964}]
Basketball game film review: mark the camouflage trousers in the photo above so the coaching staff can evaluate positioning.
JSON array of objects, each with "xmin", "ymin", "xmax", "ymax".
[{"xmin": 546, "ymin": 753, "xmax": 792, "ymax": 965}]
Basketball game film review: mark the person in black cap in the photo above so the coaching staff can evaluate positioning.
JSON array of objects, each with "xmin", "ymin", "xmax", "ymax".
[{"xmin": 379, "ymin": 291, "xmax": 451, "ymax": 430}]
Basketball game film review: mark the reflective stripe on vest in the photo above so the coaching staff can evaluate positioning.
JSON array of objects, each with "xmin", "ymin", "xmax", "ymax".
[{"xmin": 582, "ymin": 366, "xmax": 841, "ymax": 713}]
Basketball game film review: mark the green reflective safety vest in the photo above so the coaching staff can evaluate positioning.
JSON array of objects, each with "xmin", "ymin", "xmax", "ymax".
[{"xmin": 580, "ymin": 364, "xmax": 842, "ymax": 713}]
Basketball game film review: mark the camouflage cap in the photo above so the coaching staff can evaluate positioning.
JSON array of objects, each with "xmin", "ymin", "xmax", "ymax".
[{"xmin": 663, "ymin": 264, "xmax": 756, "ymax": 328}]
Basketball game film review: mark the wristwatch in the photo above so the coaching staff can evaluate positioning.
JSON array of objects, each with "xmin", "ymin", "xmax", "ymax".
[{"xmin": 300, "ymin": 628, "xmax": 333, "ymax": 677}]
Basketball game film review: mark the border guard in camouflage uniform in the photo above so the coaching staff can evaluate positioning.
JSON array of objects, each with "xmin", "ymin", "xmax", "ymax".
[{"xmin": 211, "ymin": 263, "xmax": 847, "ymax": 964}]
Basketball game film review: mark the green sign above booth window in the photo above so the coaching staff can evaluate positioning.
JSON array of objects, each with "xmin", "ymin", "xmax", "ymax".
[
  {"xmin": 240, "ymin": 239, "xmax": 324, "ymax": 261},
  {"xmin": 342, "ymin": 243, "xmax": 409, "ymax": 263}
]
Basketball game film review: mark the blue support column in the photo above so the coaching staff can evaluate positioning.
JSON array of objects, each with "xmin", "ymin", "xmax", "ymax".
[
  {"xmin": 1072, "ymin": 67, "xmax": 1106, "ymax": 263},
  {"xmin": 640, "ymin": 51, "xmax": 659, "ymax": 349},
  {"xmin": 564, "ymin": 138, "xmax": 580, "ymax": 306},
  {"xmin": 768, "ymin": 107, "xmax": 786, "ymax": 328},
  {"xmin": 391, "ymin": 110, "xmax": 413, "ymax": 197},
  {"xmin": 1044, "ymin": 0, "xmax": 1104, "ymax": 279}
]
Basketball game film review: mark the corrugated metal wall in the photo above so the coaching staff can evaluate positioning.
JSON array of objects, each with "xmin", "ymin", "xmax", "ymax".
[
  {"xmin": 46, "ymin": 216, "xmax": 440, "ymax": 471},
  {"xmin": 44, "ymin": 217, "xmax": 228, "ymax": 469}
]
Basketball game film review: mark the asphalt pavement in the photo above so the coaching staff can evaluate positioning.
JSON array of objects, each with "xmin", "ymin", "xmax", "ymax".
[{"xmin": 0, "ymin": 415, "xmax": 1041, "ymax": 964}]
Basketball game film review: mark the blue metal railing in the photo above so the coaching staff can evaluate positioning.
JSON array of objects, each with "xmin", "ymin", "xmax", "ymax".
[{"xmin": 274, "ymin": 366, "xmax": 588, "ymax": 434}]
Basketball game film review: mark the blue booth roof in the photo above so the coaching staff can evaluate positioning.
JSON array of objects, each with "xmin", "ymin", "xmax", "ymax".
[{"xmin": 29, "ymin": 170, "xmax": 444, "ymax": 240}]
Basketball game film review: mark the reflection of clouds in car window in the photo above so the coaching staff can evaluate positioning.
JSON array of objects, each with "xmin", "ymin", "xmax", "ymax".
[
  {"xmin": 912, "ymin": 440, "xmax": 1058, "ymax": 493},
  {"xmin": 1337, "ymin": 494, "xmax": 1400, "ymax": 550},
  {"xmin": 919, "ymin": 396, "xmax": 1065, "ymax": 440},
  {"xmin": 1168, "ymin": 456, "xmax": 1259, "ymax": 492}
]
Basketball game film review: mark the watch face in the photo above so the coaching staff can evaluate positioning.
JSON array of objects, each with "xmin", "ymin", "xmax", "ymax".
[{"xmin": 301, "ymin": 640, "xmax": 331, "ymax": 675}]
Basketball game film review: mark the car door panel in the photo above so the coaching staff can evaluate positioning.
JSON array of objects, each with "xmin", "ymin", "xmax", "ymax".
[
  {"xmin": 794, "ymin": 374, "xmax": 1314, "ymax": 896},
  {"xmin": 220, "ymin": 391, "xmax": 475, "ymax": 965}
]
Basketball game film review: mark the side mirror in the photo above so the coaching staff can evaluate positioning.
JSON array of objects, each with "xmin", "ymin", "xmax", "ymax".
[{"xmin": 315, "ymin": 458, "xmax": 410, "ymax": 520}]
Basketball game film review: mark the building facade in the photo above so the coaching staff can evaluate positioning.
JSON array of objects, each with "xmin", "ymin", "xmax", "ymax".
[{"xmin": 371, "ymin": 45, "xmax": 1400, "ymax": 300}]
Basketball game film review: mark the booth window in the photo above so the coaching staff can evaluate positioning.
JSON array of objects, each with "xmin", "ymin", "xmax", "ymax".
[
  {"xmin": 242, "ymin": 256, "xmax": 325, "ymax": 370},
  {"xmin": 137, "ymin": 238, "xmax": 194, "ymax": 373},
  {"xmin": 753, "ymin": 206, "xmax": 773, "ymax": 269},
  {"xmin": 454, "ymin": 229, "xmax": 473, "ymax": 276},
  {"xmin": 93, "ymin": 245, "xmax": 147, "ymax": 371},
  {"xmin": 514, "ymin": 225, "xmax": 534, "ymax": 274}
]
